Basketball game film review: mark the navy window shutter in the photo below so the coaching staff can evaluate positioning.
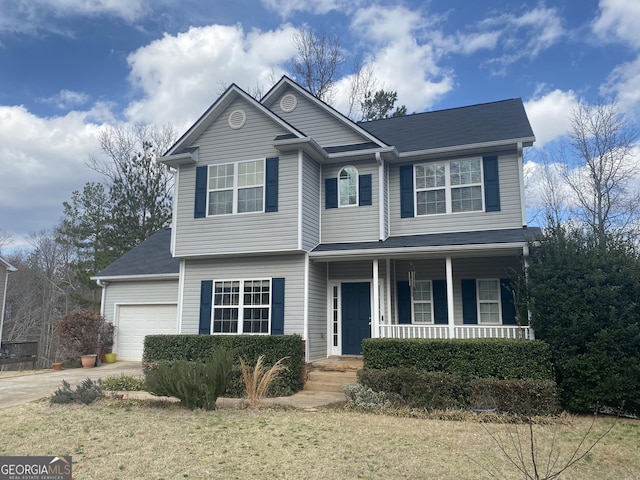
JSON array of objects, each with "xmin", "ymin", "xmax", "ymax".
[
  {"xmin": 397, "ymin": 281, "xmax": 412, "ymax": 324},
  {"xmin": 271, "ymin": 278, "xmax": 285, "ymax": 335},
  {"xmin": 359, "ymin": 174, "xmax": 372, "ymax": 206},
  {"xmin": 483, "ymin": 156, "xmax": 500, "ymax": 212},
  {"xmin": 199, "ymin": 280, "xmax": 213, "ymax": 334},
  {"xmin": 399, "ymin": 165, "xmax": 414, "ymax": 218},
  {"xmin": 265, "ymin": 157, "xmax": 279, "ymax": 212},
  {"xmin": 194, "ymin": 165, "xmax": 208, "ymax": 218},
  {"xmin": 461, "ymin": 279, "xmax": 478, "ymax": 324},
  {"xmin": 432, "ymin": 280, "xmax": 448, "ymax": 325},
  {"xmin": 500, "ymin": 279, "xmax": 517, "ymax": 325},
  {"xmin": 325, "ymin": 178, "xmax": 338, "ymax": 209}
]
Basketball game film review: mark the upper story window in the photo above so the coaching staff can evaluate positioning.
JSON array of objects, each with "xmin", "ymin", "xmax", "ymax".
[
  {"xmin": 208, "ymin": 159, "xmax": 264, "ymax": 215},
  {"xmin": 415, "ymin": 158, "xmax": 483, "ymax": 215},
  {"xmin": 339, "ymin": 166, "xmax": 358, "ymax": 207}
]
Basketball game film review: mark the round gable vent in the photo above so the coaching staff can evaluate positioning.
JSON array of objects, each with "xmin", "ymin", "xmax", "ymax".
[
  {"xmin": 280, "ymin": 94, "xmax": 297, "ymax": 113},
  {"xmin": 228, "ymin": 109, "xmax": 246, "ymax": 129}
]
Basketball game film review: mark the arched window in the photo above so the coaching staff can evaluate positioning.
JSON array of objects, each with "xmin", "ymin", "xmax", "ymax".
[{"xmin": 339, "ymin": 166, "xmax": 358, "ymax": 206}]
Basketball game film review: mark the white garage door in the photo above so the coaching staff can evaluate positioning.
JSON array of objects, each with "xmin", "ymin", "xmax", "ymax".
[{"xmin": 116, "ymin": 304, "xmax": 178, "ymax": 360}]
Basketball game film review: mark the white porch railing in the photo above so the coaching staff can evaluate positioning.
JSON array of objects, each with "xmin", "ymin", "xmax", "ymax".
[{"xmin": 379, "ymin": 324, "xmax": 534, "ymax": 340}]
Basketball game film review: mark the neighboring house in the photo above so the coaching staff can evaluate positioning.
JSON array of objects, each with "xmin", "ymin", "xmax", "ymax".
[
  {"xmin": 0, "ymin": 256, "xmax": 17, "ymax": 344},
  {"xmin": 94, "ymin": 76, "xmax": 539, "ymax": 361}
]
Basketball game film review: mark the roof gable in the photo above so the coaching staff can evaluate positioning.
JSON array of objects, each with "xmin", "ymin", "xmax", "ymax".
[
  {"xmin": 261, "ymin": 76, "xmax": 387, "ymax": 149},
  {"xmin": 358, "ymin": 99, "xmax": 535, "ymax": 154},
  {"xmin": 0, "ymin": 256, "xmax": 16, "ymax": 272},
  {"xmin": 165, "ymin": 84, "xmax": 304, "ymax": 157}
]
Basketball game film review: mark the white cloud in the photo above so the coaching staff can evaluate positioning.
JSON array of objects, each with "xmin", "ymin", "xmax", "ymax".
[
  {"xmin": 260, "ymin": 0, "xmax": 361, "ymax": 18},
  {"xmin": 524, "ymin": 89, "xmax": 578, "ymax": 147},
  {"xmin": 125, "ymin": 24, "xmax": 298, "ymax": 128},
  {"xmin": 0, "ymin": 0, "xmax": 148, "ymax": 36},
  {"xmin": 336, "ymin": 5, "xmax": 453, "ymax": 114},
  {"xmin": 593, "ymin": 0, "xmax": 640, "ymax": 48},
  {"xmin": 39, "ymin": 90, "xmax": 90, "ymax": 110},
  {"xmin": 0, "ymin": 105, "xmax": 104, "ymax": 236},
  {"xmin": 602, "ymin": 57, "xmax": 640, "ymax": 111}
]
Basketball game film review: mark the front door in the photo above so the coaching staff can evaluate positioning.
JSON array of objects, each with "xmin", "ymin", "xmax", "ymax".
[{"xmin": 341, "ymin": 282, "xmax": 371, "ymax": 355}]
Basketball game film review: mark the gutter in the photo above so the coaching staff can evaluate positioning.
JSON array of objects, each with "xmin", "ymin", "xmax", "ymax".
[{"xmin": 396, "ymin": 137, "xmax": 536, "ymax": 160}]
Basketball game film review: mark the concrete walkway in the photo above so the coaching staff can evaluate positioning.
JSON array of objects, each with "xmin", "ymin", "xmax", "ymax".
[{"xmin": 0, "ymin": 362, "xmax": 348, "ymax": 410}]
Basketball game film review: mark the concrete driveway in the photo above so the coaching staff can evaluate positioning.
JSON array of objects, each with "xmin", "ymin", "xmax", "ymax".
[{"xmin": 0, "ymin": 361, "xmax": 143, "ymax": 409}]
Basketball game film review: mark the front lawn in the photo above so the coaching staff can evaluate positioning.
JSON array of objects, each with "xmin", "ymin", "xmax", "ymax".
[{"xmin": 1, "ymin": 400, "xmax": 637, "ymax": 479}]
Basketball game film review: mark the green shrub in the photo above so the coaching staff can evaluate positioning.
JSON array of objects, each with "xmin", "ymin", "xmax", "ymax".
[
  {"xmin": 470, "ymin": 378, "xmax": 560, "ymax": 416},
  {"xmin": 358, "ymin": 367, "xmax": 470, "ymax": 410},
  {"xmin": 102, "ymin": 374, "xmax": 145, "ymax": 391},
  {"xmin": 50, "ymin": 378, "xmax": 104, "ymax": 405},
  {"xmin": 362, "ymin": 338, "xmax": 554, "ymax": 380},
  {"xmin": 145, "ymin": 349, "xmax": 233, "ymax": 410},
  {"xmin": 144, "ymin": 334, "xmax": 304, "ymax": 396}
]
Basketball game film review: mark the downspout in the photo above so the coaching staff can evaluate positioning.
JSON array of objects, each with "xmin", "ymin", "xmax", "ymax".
[
  {"xmin": 376, "ymin": 152, "xmax": 385, "ymax": 241},
  {"xmin": 96, "ymin": 279, "xmax": 108, "ymax": 317},
  {"xmin": 517, "ymin": 141, "xmax": 527, "ymax": 226},
  {"xmin": 0, "ymin": 268, "xmax": 11, "ymax": 346}
]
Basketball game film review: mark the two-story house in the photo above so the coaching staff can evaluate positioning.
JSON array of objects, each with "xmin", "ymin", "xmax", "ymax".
[{"xmin": 94, "ymin": 76, "xmax": 539, "ymax": 361}]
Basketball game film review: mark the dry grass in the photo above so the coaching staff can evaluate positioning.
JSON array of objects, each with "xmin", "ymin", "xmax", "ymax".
[
  {"xmin": 240, "ymin": 355, "xmax": 288, "ymax": 408},
  {"xmin": 0, "ymin": 400, "xmax": 637, "ymax": 479}
]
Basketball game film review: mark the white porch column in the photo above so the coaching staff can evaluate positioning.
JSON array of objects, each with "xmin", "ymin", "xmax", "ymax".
[
  {"xmin": 446, "ymin": 256, "xmax": 455, "ymax": 339},
  {"xmin": 372, "ymin": 259, "xmax": 380, "ymax": 338}
]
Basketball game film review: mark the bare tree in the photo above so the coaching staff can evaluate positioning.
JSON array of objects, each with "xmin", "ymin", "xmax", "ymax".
[
  {"xmin": 563, "ymin": 99, "xmax": 640, "ymax": 241},
  {"xmin": 346, "ymin": 57, "xmax": 376, "ymax": 120},
  {"xmin": 0, "ymin": 229, "xmax": 11, "ymax": 254},
  {"xmin": 292, "ymin": 27, "xmax": 345, "ymax": 104}
]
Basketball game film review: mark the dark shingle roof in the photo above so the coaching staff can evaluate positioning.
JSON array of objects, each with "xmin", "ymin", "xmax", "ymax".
[
  {"xmin": 358, "ymin": 99, "xmax": 534, "ymax": 153},
  {"xmin": 312, "ymin": 227, "xmax": 542, "ymax": 254},
  {"xmin": 95, "ymin": 228, "xmax": 179, "ymax": 278}
]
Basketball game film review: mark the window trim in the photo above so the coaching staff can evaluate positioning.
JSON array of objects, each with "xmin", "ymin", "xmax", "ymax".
[
  {"xmin": 411, "ymin": 280, "xmax": 434, "ymax": 324},
  {"xmin": 338, "ymin": 165, "xmax": 359, "ymax": 207},
  {"xmin": 211, "ymin": 278, "xmax": 272, "ymax": 334},
  {"xmin": 476, "ymin": 278, "xmax": 502, "ymax": 325},
  {"xmin": 414, "ymin": 157, "xmax": 484, "ymax": 216},
  {"xmin": 207, "ymin": 158, "xmax": 266, "ymax": 216}
]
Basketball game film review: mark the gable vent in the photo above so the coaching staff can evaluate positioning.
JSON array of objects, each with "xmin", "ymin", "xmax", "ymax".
[
  {"xmin": 280, "ymin": 94, "xmax": 297, "ymax": 113},
  {"xmin": 228, "ymin": 109, "xmax": 246, "ymax": 129}
]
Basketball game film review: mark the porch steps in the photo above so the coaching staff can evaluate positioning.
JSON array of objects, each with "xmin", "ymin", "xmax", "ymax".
[{"xmin": 304, "ymin": 356, "xmax": 363, "ymax": 393}]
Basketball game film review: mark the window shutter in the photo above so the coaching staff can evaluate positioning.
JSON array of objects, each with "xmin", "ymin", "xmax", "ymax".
[
  {"xmin": 461, "ymin": 279, "xmax": 478, "ymax": 324},
  {"xmin": 483, "ymin": 156, "xmax": 500, "ymax": 212},
  {"xmin": 325, "ymin": 178, "xmax": 338, "ymax": 209},
  {"xmin": 358, "ymin": 174, "xmax": 372, "ymax": 206},
  {"xmin": 397, "ymin": 281, "xmax": 412, "ymax": 324},
  {"xmin": 432, "ymin": 280, "xmax": 448, "ymax": 325},
  {"xmin": 265, "ymin": 157, "xmax": 279, "ymax": 212},
  {"xmin": 399, "ymin": 165, "xmax": 414, "ymax": 218},
  {"xmin": 500, "ymin": 279, "xmax": 517, "ymax": 325},
  {"xmin": 194, "ymin": 165, "xmax": 208, "ymax": 218},
  {"xmin": 199, "ymin": 280, "xmax": 213, "ymax": 334},
  {"xmin": 271, "ymin": 278, "xmax": 285, "ymax": 335}
]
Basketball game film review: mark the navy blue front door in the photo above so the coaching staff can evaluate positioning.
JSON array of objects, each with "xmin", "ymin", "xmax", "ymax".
[{"xmin": 341, "ymin": 282, "xmax": 371, "ymax": 355}]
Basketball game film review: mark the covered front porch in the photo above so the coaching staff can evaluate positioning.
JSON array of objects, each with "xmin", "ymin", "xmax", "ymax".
[{"xmin": 310, "ymin": 228, "xmax": 537, "ymax": 357}]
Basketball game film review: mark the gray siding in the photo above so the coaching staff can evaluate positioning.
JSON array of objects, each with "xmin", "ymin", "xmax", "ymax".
[
  {"xmin": 321, "ymin": 160, "xmax": 380, "ymax": 243},
  {"xmin": 389, "ymin": 153, "xmax": 524, "ymax": 236},
  {"xmin": 307, "ymin": 260, "xmax": 327, "ymax": 360},
  {"xmin": 181, "ymin": 254, "xmax": 306, "ymax": 336},
  {"xmin": 174, "ymin": 97, "xmax": 300, "ymax": 257},
  {"xmin": 268, "ymin": 87, "xmax": 368, "ymax": 147},
  {"xmin": 103, "ymin": 280, "xmax": 179, "ymax": 325},
  {"xmin": 301, "ymin": 153, "xmax": 320, "ymax": 251}
]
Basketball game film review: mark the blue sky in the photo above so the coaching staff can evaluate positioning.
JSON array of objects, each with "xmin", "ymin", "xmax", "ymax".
[{"xmin": 1, "ymin": 0, "xmax": 639, "ymax": 249}]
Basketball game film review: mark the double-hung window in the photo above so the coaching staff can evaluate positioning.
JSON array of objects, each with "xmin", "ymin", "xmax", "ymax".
[
  {"xmin": 412, "ymin": 281, "xmax": 433, "ymax": 323},
  {"xmin": 477, "ymin": 279, "xmax": 501, "ymax": 324},
  {"xmin": 208, "ymin": 159, "xmax": 264, "ymax": 215},
  {"xmin": 339, "ymin": 166, "xmax": 358, "ymax": 206},
  {"xmin": 213, "ymin": 279, "xmax": 270, "ymax": 333},
  {"xmin": 415, "ymin": 158, "xmax": 483, "ymax": 215}
]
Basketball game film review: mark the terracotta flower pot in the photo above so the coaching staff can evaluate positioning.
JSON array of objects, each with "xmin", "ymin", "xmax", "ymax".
[
  {"xmin": 81, "ymin": 354, "xmax": 97, "ymax": 368},
  {"xmin": 52, "ymin": 362, "xmax": 63, "ymax": 371}
]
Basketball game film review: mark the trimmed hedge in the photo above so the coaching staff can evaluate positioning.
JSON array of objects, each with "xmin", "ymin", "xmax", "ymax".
[
  {"xmin": 143, "ymin": 334, "xmax": 304, "ymax": 396},
  {"xmin": 362, "ymin": 338, "xmax": 554, "ymax": 380},
  {"xmin": 358, "ymin": 367, "xmax": 559, "ymax": 415}
]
